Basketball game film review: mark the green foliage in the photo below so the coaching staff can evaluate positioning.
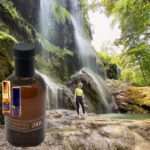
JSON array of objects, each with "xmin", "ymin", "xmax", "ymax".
[
  {"xmin": 97, "ymin": 51, "xmax": 119, "ymax": 79},
  {"xmin": 80, "ymin": 0, "xmax": 92, "ymax": 39},
  {"xmin": 0, "ymin": 0, "xmax": 37, "ymax": 41},
  {"xmin": 100, "ymin": 0, "xmax": 150, "ymax": 86},
  {"xmin": 120, "ymin": 43, "xmax": 150, "ymax": 86}
]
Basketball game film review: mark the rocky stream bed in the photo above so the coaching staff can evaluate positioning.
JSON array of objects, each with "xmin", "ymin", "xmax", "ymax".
[{"xmin": 0, "ymin": 110, "xmax": 150, "ymax": 150}]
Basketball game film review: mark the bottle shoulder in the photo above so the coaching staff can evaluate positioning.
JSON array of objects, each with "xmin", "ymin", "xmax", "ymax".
[{"xmin": 6, "ymin": 73, "xmax": 46, "ymax": 90}]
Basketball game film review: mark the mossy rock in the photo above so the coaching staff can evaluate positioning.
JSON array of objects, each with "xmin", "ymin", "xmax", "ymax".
[
  {"xmin": 0, "ymin": 31, "xmax": 17, "ymax": 81},
  {"xmin": 0, "ymin": 0, "xmax": 37, "ymax": 42},
  {"xmin": 125, "ymin": 86, "xmax": 150, "ymax": 113}
]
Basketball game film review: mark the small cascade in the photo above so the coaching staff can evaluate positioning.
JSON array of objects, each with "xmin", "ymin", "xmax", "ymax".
[
  {"xmin": 36, "ymin": 71, "xmax": 73, "ymax": 110},
  {"xmin": 81, "ymin": 68, "xmax": 112, "ymax": 113},
  {"xmin": 36, "ymin": 71, "xmax": 59, "ymax": 109}
]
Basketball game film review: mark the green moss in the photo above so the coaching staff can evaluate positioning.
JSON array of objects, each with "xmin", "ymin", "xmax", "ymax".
[
  {"xmin": 51, "ymin": 1, "xmax": 71, "ymax": 24},
  {"xmin": 0, "ymin": 0, "xmax": 37, "ymax": 41},
  {"xmin": 0, "ymin": 31, "xmax": 17, "ymax": 43},
  {"xmin": 0, "ymin": 32, "xmax": 17, "ymax": 82},
  {"xmin": 125, "ymin": 86, "xmax": 150, "ymax": 113},
  {"xmin": 38, "ymin": 34, "xmax": 74, "ymax": 58}
]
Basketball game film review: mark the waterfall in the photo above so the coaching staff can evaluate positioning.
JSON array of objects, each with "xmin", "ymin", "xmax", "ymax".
[
  {"xmin": 36, "ymin": 71, "xmax": 59, "ymax": 109},
  {"xmin": 70, "ymin": 0, "xmax": 97, "ymax": 72},
  {"xmin": 38, "ymin": 0, "xmax": 112, "ymax": 113},
  {"xmin": 39, "ymin": 0, "xmax": 52, "ymax": 38},
  {"xmin": 70, "ymin": 0, "xmax": 112, "ymax": 112},
  {"xmin": 36, "ymin": 71, "xmax": 73, "ymax": 110},
  {"xmin": 81, "ymin": 68, "xmax": 112, "ymax": 113},
  {"xmin": 71, "ymin": 17, "xmax": 98, "ymax": 71}
]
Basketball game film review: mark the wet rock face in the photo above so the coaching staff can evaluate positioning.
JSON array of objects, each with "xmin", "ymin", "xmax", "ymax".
[
  {"xmin": 10, "ymin": 0, "xmax": 77, "ymax": 52},
  {"xmin": 11, "ymin": 0, "xmax": 40, "ymax": 26},
  {"xmin": 0, "ymin": 32, "xmax": 17, "ymax": 82},
  {"xmin": 47, "ymin": 85, "xmax": 75, "ymax": 110},
  {"xmin": 66, "ymin": 69, "xmax": 112, "ymax": 114},
  {"xmin": 0, "ymin": 110, "xmax": 150, "ymax": 150}
]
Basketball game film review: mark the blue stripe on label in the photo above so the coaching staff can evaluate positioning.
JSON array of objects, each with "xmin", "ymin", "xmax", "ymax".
[{"xmin": 12, "ymin": 87, "xmax": 21, "ymax": 117}]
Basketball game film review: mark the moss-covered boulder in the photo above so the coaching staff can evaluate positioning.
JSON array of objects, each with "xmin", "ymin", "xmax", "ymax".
[
  {"xmin": 0, "ymin": 0, "xmax": 37, "ymax": 42},
  {"xmin": 105, "ymin": 79, "xmax": 150, "ymax": 114},
  {"xmin": 0, "ymin": 31, "xmax": 17, "ymax": 81}
]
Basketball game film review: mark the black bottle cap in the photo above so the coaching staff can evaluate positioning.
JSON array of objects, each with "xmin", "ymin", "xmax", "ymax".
[
  {"xmin": 14, "ymin": 43, "xmax": 35, "ymax": 58},
  {"xmin": 13, "ymin": 43, "xmax": 36, "ymax": 77}
]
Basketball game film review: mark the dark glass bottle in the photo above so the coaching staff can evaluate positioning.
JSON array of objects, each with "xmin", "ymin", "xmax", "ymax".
[{"xmin": 5, "ymin": 43, "xmax": 46, "ymax": 147}]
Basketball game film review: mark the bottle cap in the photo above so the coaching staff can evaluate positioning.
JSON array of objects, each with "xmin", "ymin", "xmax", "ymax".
[
  {"xmin": 14, "ymin": 43, "xmax": 35, "ymax": 58},
  {"xmin": 13, "ymin": 43, "xmax": 36, "ymax": 77}
]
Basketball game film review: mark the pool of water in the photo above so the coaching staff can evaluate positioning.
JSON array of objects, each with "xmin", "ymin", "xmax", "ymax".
[{"xmin": 98, "ymin": 113, "xmax": 150, "ymax": 120}]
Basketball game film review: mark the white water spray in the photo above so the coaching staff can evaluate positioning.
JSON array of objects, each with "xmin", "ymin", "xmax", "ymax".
[
  {"xmin": 81, "ymin": 68, "xmax": 112, "ymax": 113},
  {"xmin": 36, "ymin": 70, "xmax": 60, "ymax": 109},
  {"xmin": 39, "ymin": 0, "xmax": 52, "ymax": 38},
  {"xmin": 71, "ymin": 0, "xmax": 112, "ymax": 112}
]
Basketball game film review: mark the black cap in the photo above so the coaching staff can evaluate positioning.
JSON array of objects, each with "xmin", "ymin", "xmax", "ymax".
[
  {"xmin": 14, "ymin": 43, "xmax": 35, "ymax": 58},
  {"xmin": 13, "ymin": 43, "xmax": 36, "ymax": 77}
]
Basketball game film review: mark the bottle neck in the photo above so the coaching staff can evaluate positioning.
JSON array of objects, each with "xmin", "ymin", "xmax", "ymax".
[{"xmin": 14, "ymin": 57, "xmax": 35, "ymax": 78}]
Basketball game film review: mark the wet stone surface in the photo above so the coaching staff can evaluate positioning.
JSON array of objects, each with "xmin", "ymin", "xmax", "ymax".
[{"xmin": 0, "ymin": 110, "xmax": 150, "ymax": 150}]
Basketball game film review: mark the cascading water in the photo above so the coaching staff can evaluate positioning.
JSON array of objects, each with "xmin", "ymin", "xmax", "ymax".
[
  {"xmin": 36, "ymin": 71, "xmax": 73, "ymax": 110},
  {"xmin": 70, "ymin": 1, "xmax": 97, "ymax": 71},
  {"xmin": 81, "ymin": 68, "xmax": 112, "ymax": 113},
  {"xmin": 36, "ymin": 71, "xmax": 59, "ymax": 109},
  {"xmin": 70, "ymin": 0, "xmax": 112, "ymax": 112},
  {"xmin": 39, "ymin": 0, "xmax": 52, "ymax": 38},
  {"xmin": 39, "ymin": 0, "xmax": 60, "ymax": 109},
  {"xmin": 38, "ymin": 0, "xmax": 112, "ymax": 113},
  {"xmin": 71, "ymin": 17, "xmax": 98, "ymax": 71}
]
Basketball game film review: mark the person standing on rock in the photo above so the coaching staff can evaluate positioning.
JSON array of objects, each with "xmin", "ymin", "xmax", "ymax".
[{"xmin": 74, "ymin": 82, "xmax": 85, "ymax": 118}]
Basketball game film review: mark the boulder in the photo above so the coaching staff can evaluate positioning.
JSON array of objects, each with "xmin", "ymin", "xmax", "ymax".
[{"xmin": 66, "ymin": 68, "xmax": 112, "ymax": 114}]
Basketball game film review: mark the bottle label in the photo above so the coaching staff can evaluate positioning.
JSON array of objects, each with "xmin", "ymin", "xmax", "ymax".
[
  {"xmin": 2, "ymin": 102, "xmax": 11, "ymax": 111},
  {"xmin": 6, "ymin": 116, "xmax": 45, "ymax": 133},
  {"xmin": 12, "ymin": 87, "xmax": 21, "ymax": 117},
  {"xmin": 2, "ymin": 81, "xmax": 11, "ymax": 115}
]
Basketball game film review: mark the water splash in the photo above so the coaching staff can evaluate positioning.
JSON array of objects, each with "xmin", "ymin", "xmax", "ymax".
[
  {"xmin": 36, "ymin": 70, "xmax": 59, "ymax": 109},
  {"xmin": 36, "ymin": 70, "xmax": 73, "ymax": 110},
  {"xmin": 81, "ymin": 68, "xmax": 112, "ymax": 113}
]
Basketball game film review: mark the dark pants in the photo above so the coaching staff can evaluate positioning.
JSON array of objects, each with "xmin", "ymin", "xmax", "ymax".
[{"xmin": 76, "ymin": 96, "xmax": 85, "ymax": 114}]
